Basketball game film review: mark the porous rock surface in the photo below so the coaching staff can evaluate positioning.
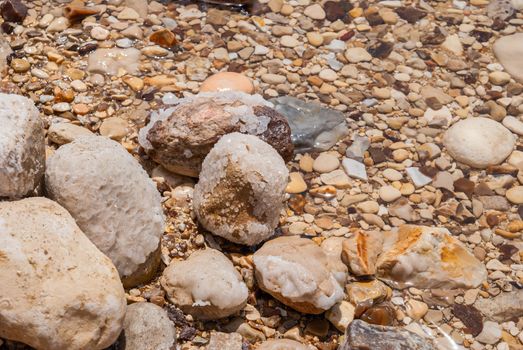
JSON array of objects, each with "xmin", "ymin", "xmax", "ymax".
[
  {"xmin": 443, "ymin": 117, "xmax": 515, "ymax": 168},
  {"xmin": 45, "ymin": 135, "xmax": 165, "ymax": 286},
  {"xmin": 121, "ymin": 302, "xmax": 176, "ymax": 350},
  {"xmin": 193, "ymin": 133, "xmax": 288, "ymax": 245},
  {"xmin": 253, "ymin": 236, "xmax": 345, "ymax": 314},
  {"xmin": 138, "ymin": 91, "xmax": 293, "ymax": 177},
  {"xmin": 0, "ymin": 93, "xmax": 45, "ymax": 199},
  {"xmin": 376, "ymin": 225, "xmax": 487, "ymax": 289},
  {"xmin": 160, "ymin": 248, "xmax": 249, "ymax": 320},
  {"xmin": 0, "ymin": 197, "xmax": 126, "ymax": 350}
]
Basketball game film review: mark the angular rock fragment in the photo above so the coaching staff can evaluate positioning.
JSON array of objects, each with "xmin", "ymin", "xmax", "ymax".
[
  {"xmin": 339, "ymin": 320, "xmax": 436, "ymax": 350},
  {"xmin": 270, "ymin": 96, "xmax": 349, "ymax": 153},
  {"xmin": 494, "ymin": 33, "xmax": 523, "ymax": 83},
  {"xmin": 346, "ymin": 280, "xmax": 391, "ymax": 317},
  {"xmin": 45, "ymin": 136, "xmax": 165, "ymax": 287},
  {"xmin": 0, "ymin": 0, "xmax": 27, "ymax": 23},
  {"xmin": 341, "ymin": 230, "xmax": 383, "ymax": 276},
  {"xmin": 253, "ymin": 236, "xmax": 345, "ymax": 314},
  {"xmin": 474, "ymin": 290, "xmax": 523, "ymax": 322},
  {"xmin": 0, "ymin": 93, "xmax": 45, "ymax": 199},
  {"xmin": 139, "ymin": 91, "xmax": 293, "ymax": 177},
  {"xmin": 160, "ymin": 249, "xmax": 248, "ymax": 320},
  {"xmin": 0, "ymin": 198, "xmax": 126, "ymax": 350},
  {"xmin": 376, "ymin": 225, "xmax": 487, "ymax": 289},
  {"xmin": 121, "ymin": 302, "xmax": 176, "ymax": 350},
  {"xmin": 193, "ymin": 133, "xmax": 288, "ymax": 245}
]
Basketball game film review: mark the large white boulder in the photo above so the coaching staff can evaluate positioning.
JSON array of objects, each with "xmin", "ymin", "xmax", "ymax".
[
  {"xmin": 253, "ymin": 236, "xmax": 345, "ymax": 314},
  {"xmin": 0, "ymin": 93, "xmax": 45, "ymax": 199},
  {"xmin": 160, "ymin": 248, "xmax": 248, "ymax": 320},
  {"xmin": 0, "ymin": 197, "xmax": 126, "ymax": 350},
  {"xmin": 193, "ymin": 133, "xmax": 288, "ymax": 245},
  {"xmin": 443, "ymin": 117, "xmax": 515, "ymax": 169},
  {"xmin": 45, "ymin": 136, "xmax": 165, "ymax": 287}
]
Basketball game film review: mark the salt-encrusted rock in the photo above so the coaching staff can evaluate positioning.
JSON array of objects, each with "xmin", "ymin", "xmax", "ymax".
[
  {"xmin": 0, "ymin": 93, "xmax": 45, "ymax": 199},
  {"xmin": 341, "ymin": 230, "xmax": 383, "ymax": 276},
  {"xmin": 474, "ymin": 290, "xmax": 523, "ymax": 322},
  {"xmin": 138, "ymin": 91, "xmax": 293, "ymax": 177},
  {"xmin": 258, "ymin": 339, "xmax": 310, "ymax": 350},
  {"xmin": 121, "ymin": 302, "xmax": 176, "ymax": 350},
  {"xmin": 253, "ymin": 236, "xmax": 345, "ymax": 314},
  {"xmin": 376, "ymin": 225, "xmax": 487, "ymax": 289},
  {"xmin": 160, "ymin": 249, "xmax": 248, "ymax": 320},
  {"xmin": 0, "ymin": 197, "xmax": 126, "ymax": 350},
  {"xmin": 45, "ymin": 136, "xmax": 165, "ymax": 287},
  {"xmin": 339, "ymin": 320, "xmax": 437, "ymax": 350},
  {"xmin": 443, "ymin": 117, "xmax": 515, "ymax": 169},
  {"xmin": 193, "ymin": 133, "xmax": 288, "ymax": 245}
]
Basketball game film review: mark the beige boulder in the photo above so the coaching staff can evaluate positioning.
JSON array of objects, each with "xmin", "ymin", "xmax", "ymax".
[
  {"xmin": 376, "ymin": 225, "xmax": 487, "ymax": 289},
  {"xmin": 45, "ymin": 136, "xmax": 165, "ymax": 287},
  {"xmin": 0, "ymin": 197, "xmax": 126, "ymax": 350},
  {"xmin": 160, "ymin": 249, "xmax": 248, "ymax": 320},
  {"xmin": 0, "ymin": 93, "xmax": 45, "ymax": 199},
  {"xmin": 253, "ymin": 236, "xmax": 345, "ymax": 314},
  {"xmin": 193, "ymin": 133, "xmax": 288, "ymax": 245}
]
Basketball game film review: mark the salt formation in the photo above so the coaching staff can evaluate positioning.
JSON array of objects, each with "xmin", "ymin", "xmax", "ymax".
[
  {"xmin": 0, "ymin": 198, "xmax": 126, "ymax": 350},
  {"xmin": 138, "ymin": 91, "xmax": 293, "ymax": 177},
  {"xmin": 193, "ymin": 133, "xmax": 288, "ymax": 245},
  {"xmin": 443, "ymin": 117, "xmax": 515, "ymax": 168},
  {"xmin": 253, "ymin": 236, "xmax": 346, "ymax": 314},
  {"xmin": 160, "ymin": 249, "xmax": 248, "ymax": 320},
  {"xmin": 0, "ymin": 93, "xmax": 45, "ymax": 199},
  {"xmin": 45, "ymin": 136, "xmax": 165, "ymax": 287},
  {"xmin": 376, "ymin": 225, "xmax": 487, "ymax": 289}
]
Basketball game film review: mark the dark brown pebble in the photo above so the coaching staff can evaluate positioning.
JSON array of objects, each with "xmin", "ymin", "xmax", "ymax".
[
  {"xmin": 452, "ymin": 304, "xmax": 483, "ymax": 336},
  {"xmin": 395, "ymin": 6, "xmax": 427, "ymax": 23},
  {"xmin": 0, "ymin": 0, "xmax": 27, "ymax": 23}
]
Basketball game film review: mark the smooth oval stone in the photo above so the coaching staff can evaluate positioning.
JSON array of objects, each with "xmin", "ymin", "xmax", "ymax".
[{"xmin": 200, "ymin": 72, "xmax": 254, "ymax": 94}]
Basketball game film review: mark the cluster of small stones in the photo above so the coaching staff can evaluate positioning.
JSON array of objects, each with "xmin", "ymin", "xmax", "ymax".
[{"xmin": 0, "ymin": 0, "xmax": 522, "ymax": 349}]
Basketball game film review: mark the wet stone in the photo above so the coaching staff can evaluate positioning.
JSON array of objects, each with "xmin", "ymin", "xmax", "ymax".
[{"xmin": 271, "ymin": 96, "xmax": 349, "ymax": 153}]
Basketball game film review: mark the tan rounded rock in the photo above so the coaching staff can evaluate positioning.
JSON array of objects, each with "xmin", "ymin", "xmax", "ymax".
[
  {"xmin": 506, "ymin": 186, "xmax": 523, "ymax": 204},
  {"xmin": 160, "ymin": 249, "xmax": 248, "ymax": 320},
  {"xmin": 193, "ymin": 133, "xmax": 288, "ymax": 245},
  {"xmin": 0, "ymin": 197, "xmax": 126, "ymax": 350},
  {"xmin": 200, "ymin": 72, "xmax": 254, "ymax": 94},
  {"xmin": 253, "ymin": 236, "xmax": 345, "ymax": 314}
]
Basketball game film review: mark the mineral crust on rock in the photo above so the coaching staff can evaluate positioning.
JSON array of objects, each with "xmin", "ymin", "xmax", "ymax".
[
  {"xmin": 376, "ymin": 225, "xmax": 487, "ymax": 289},
  {"xmin": 193, "ymin": 133, "xmax": 288, "ymax": 245},
  {"xmin": 138, "ymin": 91, "xmax": 293, "ymax": 177},
  {"xmin": 160, "ymin": 248, "xmax": 248, "ymax": 320},
  {"xmin": 253, "ymin": 236, "xmax": 345, "ymax": 314},
  {"xmin": 0, "ymin": 197, "xmax": 126, "ymax": 350},
  {"xmin": 45, "ymin": 136, "xmax": 165, "ymax": 287},
  {"xmin": 0, "ymin": 93, "xmax": 45, "ymax": 199}
]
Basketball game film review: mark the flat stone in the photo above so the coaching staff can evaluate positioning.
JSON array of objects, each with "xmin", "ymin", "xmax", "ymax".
[
  {"xmin": 503, "ymin": 116, "xmax": 523, "ymax": 136},
  {"xmin": 320, "ymin": 169, "xmax": 351, "ymax": 188},
  {"xmin": 88, "ymin": 48, "xmax": 141, "ymax": 75},
  {"xmin": 258, "ymin": 339, "xmax": 310, "ymax": 350},
  {"xmin": 443, "ymin": 117, "xmax": 515, "ymax": 168},
  {"xmin": 207, "ymin": 332, "xmax": 242, "ymax": 350},
  {"xmin": 286, "ymin": 172, "xmax": 307, "ymax": 193},
  {"xmin": 345, "ymin": 47, "xmax": 372, "ymax": 63},
  {"xmin": 304, "ymin": 4, "xmax": 326, "ymax": 19},
  {"xmin": 476, "ymin": 321, "xmax": 502, "ymax": 345},
  {"xmin": 506, "ymin": 186, "xmax": 523, "ymax": 204},
  {"xmin": 379, "ymin": 185, "xmax": 401, "ymax": 202},
  {"xmin": 326, "ymin": 300, "xmax": 355, "ymax": 332},
  {"xmin": 339, "ymin": 320, "xmax": 436, "ymax": 350},
  {"xmin": 342, "ymin": 157, "xmax": 368, "ymax": 181},
  {"xmin": 48, "ymin": 122, "xmax": 94, "ymax": 145},
  {"xmin": 280, "ymin": 35, "xmax": 300, "ymax": 48},
  {"xmin": 313, "ymin": 153, "xmax": 340, "ymax": 173},
  {"xmin": 474, "ymin": 290, "xmax": 523, "ymax": 322},
  {"xmin": 271, "ymin": 96, "xmax": 349, "ymax": 153},
  {"xmin": 99, "ymin": 117, "xmax": 128, "ymax": 141},
  {"xmin": 494, "ymin": 33, "xmax": 523, "ymax": 83}
]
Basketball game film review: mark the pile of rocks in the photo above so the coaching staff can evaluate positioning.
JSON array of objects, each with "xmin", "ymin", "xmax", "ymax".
[{"xmin": 0, "ymin": 0, "xmax": 522, "ymax": 349}]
